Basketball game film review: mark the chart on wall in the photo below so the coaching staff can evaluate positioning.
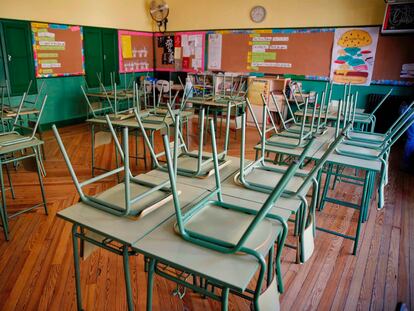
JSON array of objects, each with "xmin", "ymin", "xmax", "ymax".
[
  {"xmin": 155, "ymin": 32, "xmax": 205, "ymax": 72},
  {"xmin": 118, "ymin": 31, "xmax": 154, "ymax": 72},
  {"xmin": 330, "ymin": 27, "xmax": 379, "ymax": 86},
  {"xmin": 247, "ymin": 33, "xmax": 291, "ymax": 70},
  {"xmin": 31, "ymin": 22, "xmax": 84, "ymax": 78}
]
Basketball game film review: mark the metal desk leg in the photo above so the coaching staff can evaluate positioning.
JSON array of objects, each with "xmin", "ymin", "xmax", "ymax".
[
  {"xmin": 0, "ymin": 159, "xmax": 9, "ymax": 240},
  {"xmin": 146, "ymin": 258, "xmax": 156, "ymax": 311},
  {"xmin": 34, "ymin": 148, "xmax": 48, "ymax": 215},
  {"xmin": 122, "ymin": 246, "xmax": 134, "ymax": 311},
  {"xmin": 150, "ymin": 130, "xmax": 155, "ymax": 169},
  {"xmin": 91, "ymin": 124, "xmax": 95, "ymax": 177},
  {"xmin": 221, "ymin": 287, "xmax": 229, "ymax": 311},
  {"xmin": 353, "ymin": 170, "xmax": 371, "ymax": 255},
  {"xmin": 72, "ymin": 224, "xmax": 83, "ymax": 311}
]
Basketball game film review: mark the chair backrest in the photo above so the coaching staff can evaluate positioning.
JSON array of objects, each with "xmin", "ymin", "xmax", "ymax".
[
  {"xmin": 156, "ymin": 80, "xmax": 170, "ymax": 93},
  {"xmin": 53, "ymin": 115, "xmax": 172, "ymax": 217},
  {"xmin": 369, "ymin": 88, "xmax": 393, "ymax": 117},
  {"xmin": 163, "ymin": 114, "xmax": 312, "ymax": 255},
  {"xmin": 80, "ymin": 85, "xmax": 114, "ymax": 118}
]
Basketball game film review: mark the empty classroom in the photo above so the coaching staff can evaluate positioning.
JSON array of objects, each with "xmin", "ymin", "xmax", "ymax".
[{"xmin": 0, "ymin": 0, "xmax": 414, "ymax": 310}]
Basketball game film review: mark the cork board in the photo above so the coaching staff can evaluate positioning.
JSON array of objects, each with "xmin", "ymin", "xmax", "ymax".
[
  {"xmin": 31, "ymin": 22, "xmax": 84, "ymax": 78},
  {"xmin": 118, "ymin": 30, "xmax": 154, "ymax": 73},
  {"xmin": 218, "ymin": 31, "xmax": 334, "ymax": 76},
  {"xmin": 373, "ymin": 34, "xmax": 414, "ymax": 81}
]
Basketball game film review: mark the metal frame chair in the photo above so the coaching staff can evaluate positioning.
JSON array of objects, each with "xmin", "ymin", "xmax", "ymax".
[
  {"xmin": 52, "ymin": 115, "xmax": 176, "ymax": 217},
  {"xmin": 134, "ymin": 102, "xmax": 232, "ymax": 178},
  {"xmin": 148, "ymin": 117, "xmax": 313, "ymax": 310}
]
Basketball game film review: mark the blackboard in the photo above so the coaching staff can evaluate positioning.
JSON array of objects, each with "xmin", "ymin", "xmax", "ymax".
[{"xmin": 382, "ymin": 2, "xmax": 414, "ymax": 34}]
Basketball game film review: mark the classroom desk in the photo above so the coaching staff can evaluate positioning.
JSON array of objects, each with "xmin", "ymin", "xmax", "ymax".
[
  {"xmin": 57, "ymin": 174, "xmax": 209, "ymax": 311},
  {"xmin": 254, "ymin": 127, "xmax": 381, "ymax": 254},
  {"xmin": 0, "ymin": 136, "xmax": 47, "ymax": 240},
  {"xmin": 85, "ymin": 91, "xmax": 135, "ymax": 101}
]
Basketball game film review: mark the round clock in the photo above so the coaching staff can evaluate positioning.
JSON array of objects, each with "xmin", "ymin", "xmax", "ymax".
[{"xmin": 250, "ymin": 5, "xmax": 266, "ymax": 23}]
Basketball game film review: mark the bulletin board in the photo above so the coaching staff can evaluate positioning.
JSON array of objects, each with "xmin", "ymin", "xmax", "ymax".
[
  {"xmin": 209, "ymin": 30, "xmax": 334, "ymax": 76},
  {"xmin": 207, "ymin": 28, "xmax": 414, "ymax": 85},
  {"xmin": 31, "ymin": 22, "xmax": 84, "ymax": 78},
  {"xmin": 372, "ymin": 34, "xmax": 414, "ymax": 83},
  {"xmin": 118, "ymin": 30, "xmax": 154, "ymax": 72},
  {"xmin": 155, "ymin": 32, "xmax": 205, "ymax": 72}
]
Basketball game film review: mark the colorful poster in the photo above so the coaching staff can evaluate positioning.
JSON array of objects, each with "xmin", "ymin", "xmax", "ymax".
[
  {"xmin": 330, "ymin": 27, "xmax": 379, "ymax": 86},
  {"xmin": 31, "ymin": 22, "xmax": 84, "ymax": 77}
]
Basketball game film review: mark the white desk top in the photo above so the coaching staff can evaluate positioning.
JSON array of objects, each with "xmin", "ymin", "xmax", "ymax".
[{"xmin": 57, "ymin": 174, "xmax": 207, "ymax": 245}]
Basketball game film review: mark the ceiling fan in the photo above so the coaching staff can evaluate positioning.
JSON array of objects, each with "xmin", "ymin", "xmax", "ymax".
[{"xmin": 150, "ymin": 0, "xmax": 169, "ymax": 33}]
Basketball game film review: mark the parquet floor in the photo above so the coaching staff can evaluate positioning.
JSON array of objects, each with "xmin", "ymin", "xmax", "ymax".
[{"xmin": 0, "ymin": 121, "xmax": 413, "ymax": 310}]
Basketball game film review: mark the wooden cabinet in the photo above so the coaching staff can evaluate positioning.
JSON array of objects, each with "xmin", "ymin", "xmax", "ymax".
[{"xmin": 247, "ymin": 76, "xmax": 290, "ymax": 126}]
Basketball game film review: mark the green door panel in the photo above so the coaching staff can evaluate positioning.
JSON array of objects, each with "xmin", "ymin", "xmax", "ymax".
[
  {"xmin": 2, "ymin": 20, "xmax": 36, "ymax": 95},
  {"xmin": 102, "ymin": 29, "xmax": 119, "ymax": 86},
  {"xmin": 83, "ymin": 27, "xmax": 103, "ymax": 88}
]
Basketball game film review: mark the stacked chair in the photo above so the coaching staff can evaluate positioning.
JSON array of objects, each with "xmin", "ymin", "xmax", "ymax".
[{"xmin": 144, "ymin": 116, "xmax": 314, "ymax": 311}]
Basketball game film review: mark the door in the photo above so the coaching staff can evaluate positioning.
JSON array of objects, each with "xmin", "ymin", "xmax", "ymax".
[
  {"xmin": 101, "ymin": 29, "xmax": 119, "ymax": 86},
  {"xmin": 2, "ymin": 20, "xmax": 36, "ymax": 95},
  {"xmin": 83, "ymin": 27, "xmax": 104, "ymax": 88}
]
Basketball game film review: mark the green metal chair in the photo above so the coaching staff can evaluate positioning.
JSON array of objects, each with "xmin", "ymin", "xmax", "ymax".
[
  {"xmin": 148, "ymin": 117, "xmax": 312, "ymax": 311},
  {"xmin": 236, "ymin": 108, "xmax": 350, "ymax": 262},
  {"xmin": 134, "ymin": 96, "xmax": 232, "ymax": 178},
  {"xmin": 52, "ymin": 115, "xmax": 176, "ymax": 218},
  {"xmin": 335, "ymin": 100, "xmax": 414, "ymax": 209},
  {"xmin": 250, "ymin": 93, "xmax": 318, "ymax": 149}
]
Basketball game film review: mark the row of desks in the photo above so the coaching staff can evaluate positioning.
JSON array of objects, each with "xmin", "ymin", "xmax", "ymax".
[{"xmin": 58, "ymin": 122, "xmax": 382, "ymax": 309}]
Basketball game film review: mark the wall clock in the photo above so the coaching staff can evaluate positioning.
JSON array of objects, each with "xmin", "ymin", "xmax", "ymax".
[{"xmin": 250, "ymin": 5, "xmax": 266, "ymax": 23}]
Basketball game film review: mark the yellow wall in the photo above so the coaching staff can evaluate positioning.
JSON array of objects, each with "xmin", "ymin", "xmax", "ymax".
[
  {"xmin": 166, "ymin": 0, "xmax": 386, "ymax": 31},
  {"xmin": 0, "ymin": 0, "xmax": 153, "ymax": 31}
]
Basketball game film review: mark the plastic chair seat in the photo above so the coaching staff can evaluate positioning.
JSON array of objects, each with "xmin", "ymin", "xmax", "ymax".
[
  {"xmin": 336, "ymin": 143, "xmax": 381, "ymax": 157},
  {"xmin": 184, "ymin": 202, "xmax": 283, "ymax": 255},
  {"xmin": 95, "ymin": 181, "xmax": 171, "ymax": 214},
  {"xmin": 348, "ymin": 131, "xmax": 386, "ymax": 142},
  {"xmin": 244, "ymin": 167, "xmax": 309, "ymax": 195}
]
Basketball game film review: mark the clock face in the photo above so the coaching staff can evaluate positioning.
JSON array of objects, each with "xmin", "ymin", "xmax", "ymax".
[{"xmin": 250, "ymin": 6, "xmax": 266, "ymax": 23}]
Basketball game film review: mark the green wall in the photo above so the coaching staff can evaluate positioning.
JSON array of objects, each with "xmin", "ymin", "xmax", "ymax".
[
  {"xmin": 6, "ymin": 72, "xmax": 150, "ymax": 129},
  {"xmin": 299, "ymin": 80, "xmax": 414, "ymax": 109}
]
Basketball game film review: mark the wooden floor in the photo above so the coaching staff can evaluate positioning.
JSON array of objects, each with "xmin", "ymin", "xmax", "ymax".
[{"xmin": 0, "ymin": 121, "xmax": 413, "ymax": 311}]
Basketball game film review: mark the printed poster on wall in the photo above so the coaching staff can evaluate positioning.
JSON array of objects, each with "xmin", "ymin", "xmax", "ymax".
[
  {"xmin": 330, "ymin": 27, "xmax": 379, "ymax": 86},
  {"xmin": 208, "ymin": 33, "xmax": 222, "ymax": 70}
]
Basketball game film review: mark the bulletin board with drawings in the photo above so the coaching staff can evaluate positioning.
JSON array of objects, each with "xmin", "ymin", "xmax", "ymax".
[
  {"xmin": 118, "ymin": 30, "xmax": 154, "ymax": 73},
  {"xmin": 155, "ymin": 32, "xmax": 205, "ymax": 72},
  {"xmin": 31, "ymin": 22, "xmax": 85, "ymax": 78}
]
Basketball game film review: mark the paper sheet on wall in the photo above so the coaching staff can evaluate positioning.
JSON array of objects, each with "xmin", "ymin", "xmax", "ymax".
[
  {"xmin": 329, "ymin": 27, "xmax": 379, "ymax": 86},
  {"xmin": 208, "ymin": 34, "xmax": 222, "ymax": 70},
  {"xmin": 192, "ymin": 58, "xmax": 201, "ymax": 69},
  {"xmin": 121, "ymin": 35, "xmax": 133, "ymax": 59}
]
